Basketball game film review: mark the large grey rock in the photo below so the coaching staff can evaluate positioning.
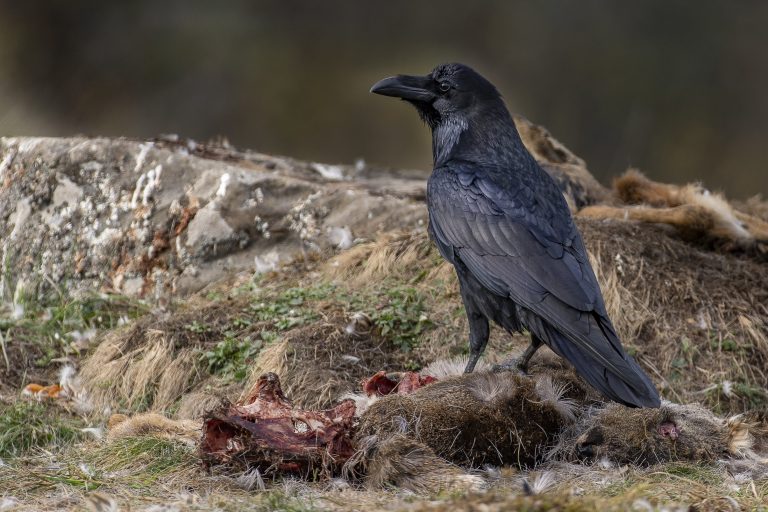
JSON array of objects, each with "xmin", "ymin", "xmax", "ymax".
[{"xmin": 0, "ymin": 137, "xmax": 427, "ymax": 303}]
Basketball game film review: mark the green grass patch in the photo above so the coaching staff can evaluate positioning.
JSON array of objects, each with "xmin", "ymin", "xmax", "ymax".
[
  {"xmin": 0, "ymin": 401, "xmax": 85, "ymax": 458},
  {"xmin": 659, "ymin": 462, "xmax": 722, "ymax": 486},
  {"xmin": 259, "ymin": 490, "xmax": 322, "ymax": 512},
  {"xmin": 86, "ymin": 436, "xmax": 197, "ymax": 490}
]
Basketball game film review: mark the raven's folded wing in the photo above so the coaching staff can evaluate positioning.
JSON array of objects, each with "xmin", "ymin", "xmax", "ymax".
[{"xmin": 428, "ymin": 160, "xmax": 659, "ymax": 407}]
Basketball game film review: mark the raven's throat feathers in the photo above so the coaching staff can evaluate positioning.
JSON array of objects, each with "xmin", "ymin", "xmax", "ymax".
[
  {"xmin": 432, "ymin": 116, "xmax": 468, "ymax": 167},
  {"xmin": 431, "ymin": 105, "xmax": 530, "ymax": 169}
]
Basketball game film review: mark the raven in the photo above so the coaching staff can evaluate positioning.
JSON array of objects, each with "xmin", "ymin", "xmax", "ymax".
[{"xmin": 371, "ymin": 63, "xmax": 660, "ymax": 408}]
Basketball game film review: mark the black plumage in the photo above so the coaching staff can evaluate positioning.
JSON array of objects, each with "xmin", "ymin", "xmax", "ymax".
[{"xmin": 371, "ymin": 63, "xmax": 660, "ymax": 408}]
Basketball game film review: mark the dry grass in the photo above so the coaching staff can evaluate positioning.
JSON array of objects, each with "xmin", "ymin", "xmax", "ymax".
[
  {"xmin": 2, "ymin": 450, "xmax": 765, "ymax": 512},
  {"xmin": 79, "ymin": 297, "xmax": 261, "ymax": 413}
]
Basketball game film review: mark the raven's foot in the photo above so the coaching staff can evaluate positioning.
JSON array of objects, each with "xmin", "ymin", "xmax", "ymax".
[
  {"xmin": 464, "ymin": 352, "xmax": 482, "ymax": 374},
  {"xmin": 491, "ymin": 357, "xmax": 529, "ymax": 376}
]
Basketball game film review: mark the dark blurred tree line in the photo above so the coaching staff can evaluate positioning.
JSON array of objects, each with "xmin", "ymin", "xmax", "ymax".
[{"xmin": 0, "ymin": 0, "xmax": 766, "ymax": 197}]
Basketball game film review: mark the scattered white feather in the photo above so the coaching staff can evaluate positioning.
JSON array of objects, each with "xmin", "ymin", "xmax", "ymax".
[
  {"xmin": 311, "ymin": 163, "xmax": 344, "ymax": 180},
  {"xmin": 235, "ymin": 468, "xmax": 266, "ymax": 491},
  {"xmin": 721, "ymin": 380, "xmax": 734, "ymax": 398},
  {"xmin": 80, "ymin": 427, "xmax": 104, "ymax": 440},
  {"xmin": 327, "ymin": 478, "xmax": 351, "ymax": 491},
  {"xmin": 528, "ymin": 470, "xmax": 557, "ymax": 494},
  {"xmin": 534, "ymin": 375, "xmax": 577, "ymax": 421},
  {"xmin": 0, "ymin": 498, "xmax": 18, "ymax": 511},
  {"xmin": 216, "ymin": 173, "xmax": 231, "ymax": 198},
  {"xmin": 598, "ymin": 456, "xmax": 615, "ymax": 469},
  {"xmin": 632, "ymin": 499, "xmax": 654, "ymax": 512},
  {"xmin": 421, "ymin": 356, "xmax": 489, "ymax": 379},
  {"xmin": 327, "ymin": 226, "xmax": 353, "ymax": 249},
  {"xmin": 59, "ymin": 365, "xmax": 77, "ymax": 387},
  {"xmin": 78, "ymin": 463, "xmax": 95, "ymax": 477},
  {"xmin": 69, "ymin": 328, "xmax": 97, "ymax": 344},
  {"xmin": 10, "ymin": 302, "xmax": 24, "ymax": 320}
]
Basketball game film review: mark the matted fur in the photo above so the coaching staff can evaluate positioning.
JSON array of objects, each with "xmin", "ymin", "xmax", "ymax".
[
  {"xmin": 356, "ymin": 371, "xmax": 567, "ymax": 468},
  {"xmin": 345, "ymin": 434, "xmax": 485, "ymax": 493},
  {"xmin": 579, "ymin": 169, "xmax": 768, "ymax": 252},
  {"xmin": 107, "ymin": 412, "xmax": 200, "ymax": 445},
  {"xmin": 551, "ymin": 401, "xmax": 768, "ymax": 466}
]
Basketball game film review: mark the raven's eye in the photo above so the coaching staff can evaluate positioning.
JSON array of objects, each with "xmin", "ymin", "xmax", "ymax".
[{"xmin": 439, "ymin": 81, "xmax": 451, "ymax": 93}]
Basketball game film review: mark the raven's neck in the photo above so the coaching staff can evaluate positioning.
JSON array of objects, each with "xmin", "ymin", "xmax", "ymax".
[{"xmin": 431, "ymin": 106, "xmax": 530, "ymax": 169}]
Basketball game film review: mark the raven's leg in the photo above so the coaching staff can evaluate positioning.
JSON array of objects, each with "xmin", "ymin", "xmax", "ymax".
[
  {"xmin": 493, "ymin": 334, "xmax": 544, "ymax": 373},
  {"xmin": 517, "ymin": 334, "xmax": 544, "ymax": 371},
  {"xmin": 464, "ymin": 311, "xmax": 490, "ymax": 373}
]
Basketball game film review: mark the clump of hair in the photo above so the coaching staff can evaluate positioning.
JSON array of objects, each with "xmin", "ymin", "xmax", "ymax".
[{"xmin": 356, "ymin": 371, "xmax": 569, "ymax": 468}]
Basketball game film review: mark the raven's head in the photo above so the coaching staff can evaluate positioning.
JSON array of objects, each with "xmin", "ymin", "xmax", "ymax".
[{"xmin": 370, "ymin": 63, "xmax": 504, "ymax": 129}]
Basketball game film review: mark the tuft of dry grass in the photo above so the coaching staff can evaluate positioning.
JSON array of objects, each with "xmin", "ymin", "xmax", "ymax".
[{"xmin": 79, "ymin": 298, "xmax": 260, "ymax": 413}]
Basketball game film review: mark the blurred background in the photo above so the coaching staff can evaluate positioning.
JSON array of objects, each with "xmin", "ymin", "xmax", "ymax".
[{"xmin": 0, "ymin": 1, "xmax": 766, "ymax": 197}]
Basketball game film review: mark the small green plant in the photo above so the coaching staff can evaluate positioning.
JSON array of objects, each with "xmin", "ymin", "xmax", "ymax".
[
  {"xmin": 83, "ymin": 435, "xmax": 197, "ymax": 491},
  {"xmin": 0, "ymin": 401, "xmax": 85, "ymax": 458},
  {"xmin": 202, "ymin": 334, "xmax": 262, "ymax": 382},
  {"xmin": 262, "ymin": 490, "xmax": 320, "ymax": 512},
  {"xmin": 708, "ymin": 334, "xmax": 742, "ymax": 353},
  {"xmin": 185, "ymin": 320, "xmax": 209, "ymax": 334},
  {"xmin": 368, "ymin": 285, "xmax": 431, "ymax": 352},
  {"xmin": 250, "ymin": 284, "xmax": 334, "ymax": 330}
]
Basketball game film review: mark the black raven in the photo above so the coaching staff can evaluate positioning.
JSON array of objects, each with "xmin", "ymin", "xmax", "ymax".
[{"xmin": 371, "ymin": 63, "xmax": 660, "ymax": 408}]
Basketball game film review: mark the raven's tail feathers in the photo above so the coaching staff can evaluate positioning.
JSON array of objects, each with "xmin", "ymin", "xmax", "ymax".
[{"xmin": 525, "ymin": 313, "xmax": 661, "ymax": 408}]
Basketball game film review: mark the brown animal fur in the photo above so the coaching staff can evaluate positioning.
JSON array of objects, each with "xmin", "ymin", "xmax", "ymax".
[
  {"xmin": 356, "ymin": 371, "xmax": 572, "ymax": 468},
  {"xmin": 344, "ymin": 434, "xmax": 485, "ymax": 493},
  {"xmin": 553, "ymin": 401, "xmax": 768, "ymax": 465},
  {"xmin": 107, "ymin": 412, "xmax": 200, "ymax": 445},
  {"xmin": 578, "ymin": 169, "xmax": 768, "ymax": 252}
]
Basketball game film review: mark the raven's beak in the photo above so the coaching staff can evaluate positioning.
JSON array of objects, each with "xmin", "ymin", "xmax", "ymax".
[{"xmin": 370, "ymin": 74, "xmax": 435, "ymax": 102}]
